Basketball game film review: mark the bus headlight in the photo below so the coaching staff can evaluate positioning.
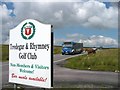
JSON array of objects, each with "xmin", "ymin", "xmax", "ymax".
[{"xmin": 71, "ymin": 49, "xmax": 74, "ymax": 52}]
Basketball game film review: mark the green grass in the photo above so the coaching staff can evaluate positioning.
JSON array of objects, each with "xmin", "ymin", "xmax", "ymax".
[
  {"xmin": 54, "ymin": 46, "xmax": 62, "ymax": 54},
  {"xmin": 0, "ymin": 45, "xmax": 2, "ymax": 61},
  {"xmin": 1, "ymin": 45, "xmax": 9, "ymax": 62},
  {"xmin": 64, "ymin": 49, "xmax": 119, "ymax": 72},
  {"xmin": 1, "ymin": 45, "xmax": 119, "ymax": 72}
]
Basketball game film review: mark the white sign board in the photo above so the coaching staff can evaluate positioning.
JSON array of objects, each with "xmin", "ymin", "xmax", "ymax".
[{"xmin": 9, "ymin": 19, "xmax": 53, "ymax": 88}]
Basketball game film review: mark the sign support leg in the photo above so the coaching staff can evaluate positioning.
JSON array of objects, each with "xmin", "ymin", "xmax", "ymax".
[
  {"xmin": 14, "ymin": 84, "xmax": 17, "ymax": 90},
  {"xmin": 42, "ymin": 88, "xmax": 45, "ymax": 90}
]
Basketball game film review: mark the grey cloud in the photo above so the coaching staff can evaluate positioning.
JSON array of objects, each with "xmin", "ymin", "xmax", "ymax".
[
  {"xmin": 55, "ymin": 34, "xmax": 118, "ymax": 47},
  {"xmin": 1, "ymin": 1, "xmax": 118, "ymax": 44},
  {"xmin": 79, "ymin": 35, "xmax": 118, "ymax": 47}
]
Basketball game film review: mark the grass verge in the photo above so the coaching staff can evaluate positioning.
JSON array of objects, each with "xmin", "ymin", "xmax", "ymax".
[
  {"xmin": 54, "ymin": 46, "xmax": 62, "ymax": 54},
  {"xmin": 1, "ymin": 45, "xmax": 9, "ymax": 62},
  {"xmin": 64, "ymin": 49, "xmax": 119, "ymax": 72}
]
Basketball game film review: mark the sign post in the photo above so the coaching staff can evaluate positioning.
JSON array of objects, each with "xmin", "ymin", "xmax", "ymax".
[
  {"xmin": 9, "ymin": 19, "xmax": 53, "ymax": 88},
  {"xmin": 14, "ymin": 84, "xmax": 17, "ymax": 90}
]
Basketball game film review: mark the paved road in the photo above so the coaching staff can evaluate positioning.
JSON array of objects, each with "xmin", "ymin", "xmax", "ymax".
[
  {"xmin": 54, "ymin": 54, "xmax": 118, "ymax": 88},
  {"xmin": 0, "ymin": 62, "xmax": 2, "ymax": 89},
  {"xmin": 0, "ymin": 62, "xmax": 9, "ymax": 89},
  {"xmin": 0, "ymin": 54, "xmax": 119, "ymax": 89}
]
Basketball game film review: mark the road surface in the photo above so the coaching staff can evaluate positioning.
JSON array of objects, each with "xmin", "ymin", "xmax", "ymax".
[
  {"xmin": 53, "ymin": 54, "xmax": 118, "ymax": 88},
  {"xmin": 0, "ymin": 54, "xmax": 119, "ymax": 89}
]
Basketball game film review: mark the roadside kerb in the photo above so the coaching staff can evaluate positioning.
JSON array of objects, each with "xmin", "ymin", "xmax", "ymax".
[{"xmin": 54, "ymin": 53, "xmax": 86, "ymax": 64}]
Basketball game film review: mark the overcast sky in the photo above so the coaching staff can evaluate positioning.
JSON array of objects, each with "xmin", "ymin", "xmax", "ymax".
[{"xmin": 0, "ymin": 0, "xmax": 119, "ymax": 47}]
